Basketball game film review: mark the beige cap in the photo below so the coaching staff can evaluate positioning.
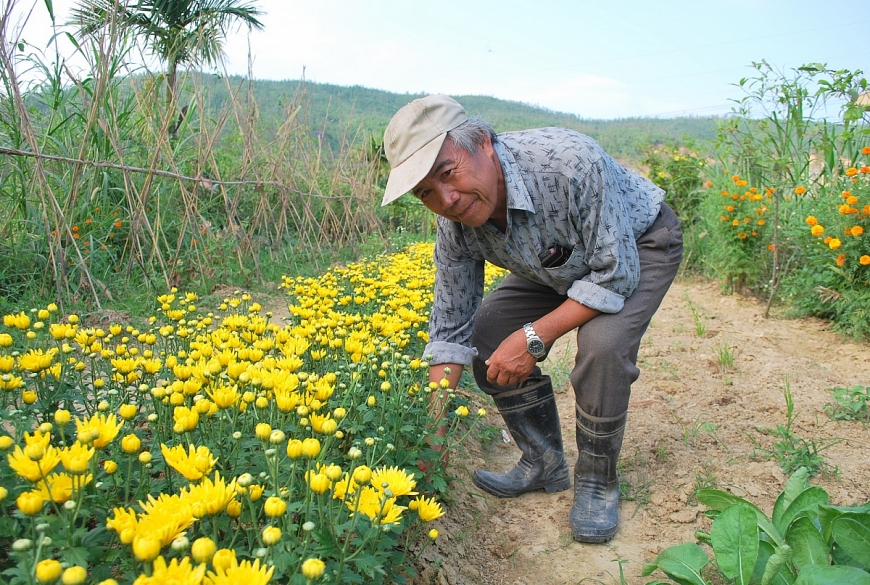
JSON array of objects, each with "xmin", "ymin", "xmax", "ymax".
[{"xmin": 381, "ymin": 95, "xmax": 467, "ymax": 206}]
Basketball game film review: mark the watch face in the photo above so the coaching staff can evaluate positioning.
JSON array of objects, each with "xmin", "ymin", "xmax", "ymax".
[{"xmin": 527, "ymin": 338, "xmax": 546, "ymax": 357}]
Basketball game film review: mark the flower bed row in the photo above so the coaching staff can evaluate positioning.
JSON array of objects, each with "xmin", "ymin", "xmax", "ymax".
[{"xmin": 0, "ymin": 242, "xmax": 505, "ymax": 584}]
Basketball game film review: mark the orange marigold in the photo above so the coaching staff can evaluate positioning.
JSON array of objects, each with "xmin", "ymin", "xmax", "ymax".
[
  {"xmin": 811, "ymin": 225, "xmax": 825, "ymax": 237},
  {"xmin": 845, "ymin": 167, "xmax": 859, "ymax": 177},
  {"xmin": 836, "ymin": 254, "xmax": 846, "ymax": 267},
  {"xmin": 846, "ymin": 196, "xmax": 859, "ymax": 205},
  {"xmin": 862, "ymin": 146, "xmax": 870, "ymax": 156},
  {"xmin": 794, "ymin": 186, "xmax": 807, "ymax": 195},
  {"xmin": 851, "ymin": 225, "xmax": 864, "ymax": 237},
  {"xmin": 861, "ymin": 166, "xmax": 870, "ymax": 174},
  {"xmin": 805, "ymin": 216, "xmax": 818, "ymax": 226},
  {"xmin": 829, "ymin": 238, "xmax": 842, "ymax": 250},
  {"xmin": 860, "ymin": 255, "xmax": 870, "ymax": 266}
]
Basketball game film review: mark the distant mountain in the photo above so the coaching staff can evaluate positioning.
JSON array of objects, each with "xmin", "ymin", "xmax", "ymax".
[{"xmin": 191, "ymin": 75, "xmax": 721, "ymax": 164}]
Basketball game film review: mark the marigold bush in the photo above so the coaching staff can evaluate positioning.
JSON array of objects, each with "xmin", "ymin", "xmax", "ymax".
[{"xmin": 0, "ymin": 242, "xmax": 505, "ymax": 584}]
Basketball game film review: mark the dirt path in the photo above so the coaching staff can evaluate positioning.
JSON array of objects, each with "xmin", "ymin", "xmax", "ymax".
[{"xmin": 419, "ymin": 278, "xmax": 870, "ymax": 585}]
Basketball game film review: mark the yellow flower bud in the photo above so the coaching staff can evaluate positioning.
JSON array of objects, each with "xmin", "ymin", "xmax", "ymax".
[
  {"xmin": 255, "ymin": 422, "xmax": 271, "ymax": 441},
  {"xmin": 138, "ymin": 451, "xmax": 152, "ymax": 464},
  {"xmin": 54, "ymin": 409, "xmax": 71, "ymax": 426},
  {"xmin": 118, "ymin": 404, "xmax": 138, "ymax": 421},
  {"xmin": 35, "ymin": 559, "xmax": 62, "ymax": 583},
  {"xmin": 132, "ymin": 535, "xmax": 160, "ymax": 562},
  {"xmin": 301, "ymin": 558, "xmax": 326, "ymax": 580},
  {"xmin": 120, "ymin": 434, "xmax": 141, "ymax": 454},
  {"xmin": 212, "ymin": 549, "xmax": 236, "ymax": 571},
  {"xmin": 61, "ymin": 566, "xmax": 87, "ymax": 585},
  {"xmin": 301, "ymin": 438, "xmax": 321, "ymax": 458},
  {"xmin": 191, "ymin": 537, "xmax": 216, "ymax": 564},
  {"xmin": 103, "ymin": 460, "xmax": 118, "ymax": 474},
  {"xmin": 262, "ymin": 525, "xmax": 282, "ymax": 546},
  {"xmin": 286, "ymin": 439, "xmax": 303, "ymax": 459},
  {"xmin": 226, "ymin": 500, "xmax": 242, "ymax": 518},
  {"xmin": 263, "ymin": 496, "xmax": 286, "ymax": 517}
]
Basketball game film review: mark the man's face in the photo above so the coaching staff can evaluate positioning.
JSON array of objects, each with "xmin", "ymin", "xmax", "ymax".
[{"xmin": 411, "ymin": 134, "xmax": 504, "ymax": 227}]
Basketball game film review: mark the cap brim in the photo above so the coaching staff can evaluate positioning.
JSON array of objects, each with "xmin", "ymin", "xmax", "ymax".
[{"xmin": 381, "ymin": 133, "xmax": 448, "ymax": 206}]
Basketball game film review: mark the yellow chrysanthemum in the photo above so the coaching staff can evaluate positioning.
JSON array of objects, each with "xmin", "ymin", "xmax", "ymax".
[
  {"xmin": 132, "ymin": 556, "xmax": 206, "ymax": 585},
  {"xmin": 8, "ymin": 444, "xmax": 61, "ymax": 482},
  {"xmin": 409, "ymin": 495, "xmax": 445, "ymax": 522},
  {"xmin": 161, "ymin": 443, "xmax": 216, "ymax": 482},
  {"xmin": 59, "ymin": 441, "xmax": 95, "ymax": 474},
  {"xmin": 38, "ymin": 472, "xmax": 93, "ymax": 503},
  {"xmin": 347, "ymin": 485, "xmax": 405, "ymax": 525},
  {"xmin": 370, "ymin": 466, "xmax": 417, "ymax": 497},
  {"xmin": 134, "ymin": 493, "xmax": 197, "ymax": 547},
  {"xmin": 181, "ymin": 472, "xmax": 237, "ymax": 515},
  {"xmin": 205, "ymin": 557, "xmax": 275, "ymax": 585},
  {"xmin": 75, "ymin": 412, "xmax": 123, "ymax": 448}
]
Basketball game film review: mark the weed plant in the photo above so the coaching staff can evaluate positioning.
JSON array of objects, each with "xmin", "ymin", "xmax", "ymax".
[
  {"xmin": 750, "ymin": 379, "xmax": 840, "ymax": 476},
  {"xmin": 824, "ymin": 385, "xmax": 870, "ymax": 423}
]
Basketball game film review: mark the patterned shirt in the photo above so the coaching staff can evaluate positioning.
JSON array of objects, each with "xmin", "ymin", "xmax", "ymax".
[{"xmin": 424, "ymin": 127, "xmax": 664, "ymax": 366}]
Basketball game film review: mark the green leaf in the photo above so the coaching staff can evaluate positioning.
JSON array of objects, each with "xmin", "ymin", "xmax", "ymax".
[
  {"xmin": 645, "ymin": 543, "xmax": 711, "ymax": 585},
  {"xmin": 712, "ymin": 504, "xmax": 759, "ymax": 585},
  {"xmin": 754, "ymin": 540, "xmax": 796, "ymax": 585},
  {"xmin": 832, "ymin": 513, "xmax": 870, "ymax": 570},
  {"xmin": 776, "ymin": 487, "xmax": 829, "ymax": 536},
  {"xmin": 698, "ymin": 489, "xmax": 783, "ymax": 546},
  {"xmin": 773, "ymin": 468, "xmax": 812, "ymax": 526},
  {"xmin": 793, "ymin": 565, "xmax": 870, "ymax": 585},
  {"xmin": 762, "ymin": 544, "xmax": 794, "ymax": 585},
  {"xmin": 786, "ymin": 516, "xmax": 830, "ymax": 569}
]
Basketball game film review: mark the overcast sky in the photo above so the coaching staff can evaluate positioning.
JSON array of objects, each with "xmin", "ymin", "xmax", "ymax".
[{"xmin": 10, "ymin": 0, "xmax": 870, "ymax": 119}]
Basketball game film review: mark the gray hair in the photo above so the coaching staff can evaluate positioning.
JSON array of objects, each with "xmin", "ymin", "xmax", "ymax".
[{"xmin": 446, "ymin": 118, "xmax": 497, "ymax": 155}]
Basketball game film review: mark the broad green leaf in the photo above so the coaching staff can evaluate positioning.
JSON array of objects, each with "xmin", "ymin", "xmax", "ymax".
[
  {"xmin": 762, "ymin": 544, "xmax": 794, "ymax": 585},
  {"xmin": 712, "ymin": 504, "xmax": 759, "ymax": 585},
  {"xmin": 697, "ymin": 489, "xmax": 783, "ymax": 546},
  {"xmin": 754, "ymin": 540, "xmax": 796, "ymax": 585},
  {"xmin": 773, "ymin": 468, "xmax": 812, "ymax": 527},
  {"xmin": 793, "ymin": 565, "xmax": 870, "ymax": 585},
  {"xmin": 786, "ymin": 516, "xmax": 830, "ymax": 569},
  {"xmin": 644, "ymin": 543, "xmax": 710, "ymax": 585},
  {"xmin": 776, "ymin": 487, "xmax": 829, "ymax": 536},
  {"xmin": 832, "ymin": 513, "xmax": 870, "ymax": 570},
  {"xmin": 656, "ymin": 559, "xmax": 708, "ymax": 585}
]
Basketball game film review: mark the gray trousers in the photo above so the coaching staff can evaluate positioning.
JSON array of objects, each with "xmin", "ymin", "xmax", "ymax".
[{"xmin": 470, "ymin": 204, "xmax": 683, "ymax": 419}]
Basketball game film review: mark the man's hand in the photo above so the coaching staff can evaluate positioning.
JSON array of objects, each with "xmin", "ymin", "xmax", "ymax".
[{"xmin": 485, "ymin": 328, "xmax": 537, "ymax": 387}]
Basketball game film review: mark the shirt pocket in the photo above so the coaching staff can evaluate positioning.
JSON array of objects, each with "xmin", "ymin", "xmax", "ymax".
[{"xmin": 541, "ymin": 246, "xmax": 589, "ymax": 290}]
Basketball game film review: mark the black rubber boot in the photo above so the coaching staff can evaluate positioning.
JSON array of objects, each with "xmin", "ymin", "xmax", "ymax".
[
  {"xmin": 473, "ymin": 376, "xmax": 570, "ymax": 498},
  {"xmin": 570, "ymin": 407, "xmax": 626, "ymax": 543}
]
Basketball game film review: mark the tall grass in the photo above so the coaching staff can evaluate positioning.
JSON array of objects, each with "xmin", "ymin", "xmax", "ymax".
[{"xmin": 0, "ymin": 4, "xmax": 398, "ymax": 313}]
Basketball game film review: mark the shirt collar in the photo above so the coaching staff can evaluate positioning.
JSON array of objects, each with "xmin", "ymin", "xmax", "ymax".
[{"xmin": 493, "ymin": 138, "xmax": 535, "ymax": 213}]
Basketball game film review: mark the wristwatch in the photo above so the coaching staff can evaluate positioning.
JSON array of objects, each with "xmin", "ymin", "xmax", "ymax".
[{"xmin": 523, "ymin": 323, "xmax": 547, "ymax": 360}]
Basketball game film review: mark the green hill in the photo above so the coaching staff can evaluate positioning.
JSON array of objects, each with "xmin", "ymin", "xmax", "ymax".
[{"xmin": 192, "ymin": 75, "xmax": 720, "ymax": 164}]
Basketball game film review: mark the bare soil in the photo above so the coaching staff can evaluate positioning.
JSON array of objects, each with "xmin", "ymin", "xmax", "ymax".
[{"xmin": 414, "ymin": 278, "xmax": 870, "ymax": 585}]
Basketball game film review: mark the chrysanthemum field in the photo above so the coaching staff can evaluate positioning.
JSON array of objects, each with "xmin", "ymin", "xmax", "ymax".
[{"xmin": 0, "ymin": 243, "xmax": 505, "ymax": 585}]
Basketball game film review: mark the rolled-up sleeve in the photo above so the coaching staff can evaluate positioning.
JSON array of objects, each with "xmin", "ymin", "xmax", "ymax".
[
  {"xmin": 566, "ymin": 158, "xmax": 641, "ymax": 314},
  {"xmin": 423, "ymin": 220, "xmax": 485, "ymax": 365}
]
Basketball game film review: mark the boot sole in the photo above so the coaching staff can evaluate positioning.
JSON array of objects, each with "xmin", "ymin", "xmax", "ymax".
[
  {"xmin": 472, "ymin": 473, "xmax": 571, "ymax": 498},
  {"xmin": 572, "ymin": 529, "xmax": 616, "ymax": 543}
]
